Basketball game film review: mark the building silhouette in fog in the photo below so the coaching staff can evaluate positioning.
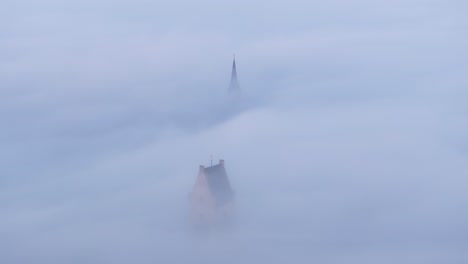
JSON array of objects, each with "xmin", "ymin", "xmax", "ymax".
[
  {"xmin": 189, "ymin": 159, "xmax": 235, "ymax": 230},
  {"xmin": 228, "ymin": 56, "xmax": 240, "ymax": 95},
  {"xmin": 188, "ymin": 59, "xmax": 241, "ymax": 231}
]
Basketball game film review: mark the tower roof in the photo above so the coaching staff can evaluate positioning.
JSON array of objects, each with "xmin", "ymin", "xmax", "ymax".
[
  {"xmin": 229, "ymin": 56, "xmax": 240, "ymax": 93},
  {"xmin": 203, "ymin": 160, "xmax": 233, "ymax": 205}
]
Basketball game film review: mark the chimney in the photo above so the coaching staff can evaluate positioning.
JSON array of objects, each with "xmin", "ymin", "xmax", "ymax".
[
  {"xmin": 219, "ymin": 159, "xmax": 225, "ymax": 166},
  {"xmin": 199, "ymin": 165, "xmax": 205, "ymax": 172}
]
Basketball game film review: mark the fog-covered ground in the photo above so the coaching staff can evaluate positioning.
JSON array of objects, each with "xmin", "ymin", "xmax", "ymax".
[{"xmin": 1, "ymin": 0, "xmax": 468, "ymax": 263}]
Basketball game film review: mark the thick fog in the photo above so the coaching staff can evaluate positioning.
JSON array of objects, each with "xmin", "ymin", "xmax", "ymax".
[{"xmin": 1, "ymin": 0, "xmax": 468, "ymax": 263}]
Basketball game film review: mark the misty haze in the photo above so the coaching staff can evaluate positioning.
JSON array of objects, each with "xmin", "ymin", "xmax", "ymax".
[{"xmin": 1, "ymin": 0, "xmax": 468, "ymax": 263}]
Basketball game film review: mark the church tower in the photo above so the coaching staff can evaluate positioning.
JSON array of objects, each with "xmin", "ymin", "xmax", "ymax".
[
  {"xmin": 189, "ymin": 159, "xmax": 235, "ymax": 231},
  {"xmin": 228, "ymin": 56, "xmax": 240, "ymax": 95}
]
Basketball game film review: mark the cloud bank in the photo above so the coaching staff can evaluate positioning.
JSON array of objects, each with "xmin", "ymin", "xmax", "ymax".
[{"xmin": 1, "ymin": 0, "xmax": 467, "ymax": 263}]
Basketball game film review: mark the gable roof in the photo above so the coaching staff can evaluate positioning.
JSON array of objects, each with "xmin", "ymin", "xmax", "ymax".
[{"xmin": 203, "ymin": 162, "xmax": 233, "ymax": 206}]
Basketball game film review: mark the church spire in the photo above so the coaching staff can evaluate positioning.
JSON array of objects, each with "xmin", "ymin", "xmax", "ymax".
[{"xmin": 229, "ymin": 55, "xmax": 240, "ymax": 94}]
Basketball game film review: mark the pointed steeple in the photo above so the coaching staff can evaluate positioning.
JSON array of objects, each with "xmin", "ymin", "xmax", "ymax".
[{"xmin": 229, "ymin": 55, "xmax": 240, "ymax": 94}]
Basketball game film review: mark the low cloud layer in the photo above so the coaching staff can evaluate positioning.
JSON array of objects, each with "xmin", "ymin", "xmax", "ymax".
[{"xmin": 1, "ymin": 0, "xmax": 468, "ymax": 263}]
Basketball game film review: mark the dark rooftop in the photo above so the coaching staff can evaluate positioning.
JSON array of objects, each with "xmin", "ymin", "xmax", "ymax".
[{"xmin": 203, "ymin": 161, "xmax": 233, "ymax": 206}]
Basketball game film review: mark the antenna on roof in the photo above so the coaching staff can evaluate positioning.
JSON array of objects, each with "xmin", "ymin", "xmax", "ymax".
[{"xmin": 210, "ymin": 154, "xmax": 213, "ymax": 166}]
